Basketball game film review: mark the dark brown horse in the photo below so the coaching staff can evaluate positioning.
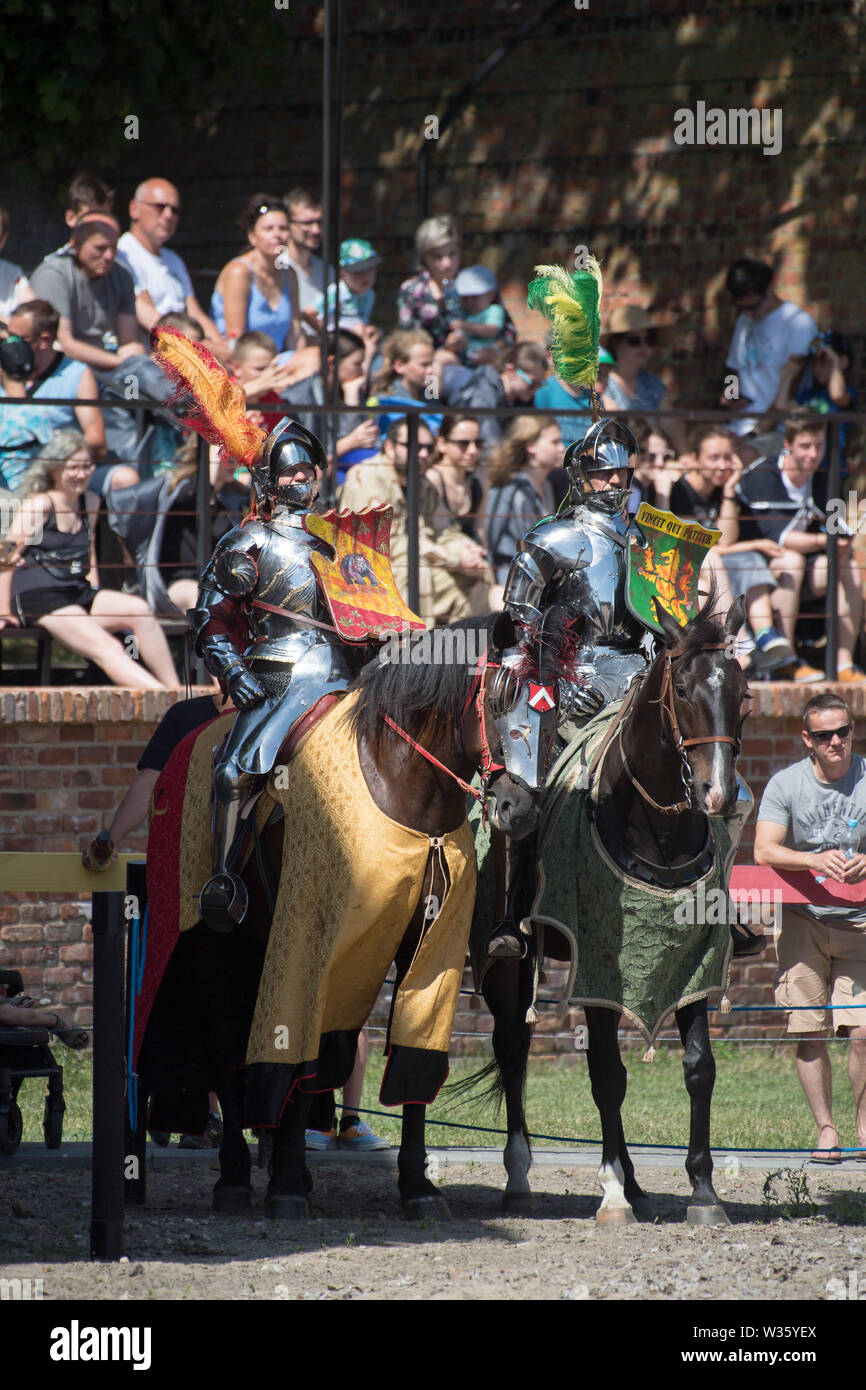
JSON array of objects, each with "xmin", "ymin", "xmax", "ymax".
[
  {"xmin": 138, "ymin": 611, "xmax": 561, "ymax": 1221},
  {"xmin": 480, "ymin": 596, "xmax": 751, "ymax": 1224}
]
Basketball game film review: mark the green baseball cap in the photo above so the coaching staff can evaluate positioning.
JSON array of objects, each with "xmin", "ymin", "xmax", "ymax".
[{"xmin": 340, "ymin": 238, "xmax": 381, "ymax": 270}]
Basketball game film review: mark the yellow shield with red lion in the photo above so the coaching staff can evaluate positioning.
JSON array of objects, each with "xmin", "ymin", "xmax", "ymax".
[
  {"xmin": 627, "ymin": 502, "xmax": 721, "ymax": 634},
  {"xmin": 303, "ymin": 505, "xmax": 427, "ymax": 642}
]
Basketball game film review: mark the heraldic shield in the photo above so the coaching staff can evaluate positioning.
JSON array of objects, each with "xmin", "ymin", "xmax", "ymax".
[
  {"xmin": 304, "ymin": 504, "xmax": 427, "ymax": 642},
  {"xmin": 626, "ymin": 502, "xmax": 721, "ymax": 635}
]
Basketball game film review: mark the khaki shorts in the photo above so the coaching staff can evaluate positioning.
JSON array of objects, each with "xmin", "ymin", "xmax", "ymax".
[{"xmin": 775, "ymin": 906, "xmax": 866, "ymax": 1034}]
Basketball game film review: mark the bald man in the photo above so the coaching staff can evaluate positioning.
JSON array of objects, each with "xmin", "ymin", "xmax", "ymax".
[{"xmin": 117, "ymin": 177, "xmax": 225, "ymax": 352}]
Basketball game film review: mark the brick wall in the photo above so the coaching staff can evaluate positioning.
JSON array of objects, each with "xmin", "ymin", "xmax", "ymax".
[{"xmin": 3, "ymin": 680, "xmax": 865, "ymax": 1049}]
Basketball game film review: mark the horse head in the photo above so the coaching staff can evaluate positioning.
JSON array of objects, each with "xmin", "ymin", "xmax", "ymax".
[
  {"xmin": 651, "ymin": 593, "xmax": 750, "ymax": 818},
  {"xmin": 469, "ymin": 609, "xmax": 570, "ymax": 839}
]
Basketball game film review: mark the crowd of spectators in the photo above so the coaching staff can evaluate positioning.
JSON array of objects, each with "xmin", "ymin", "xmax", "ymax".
[{"xmin": 0, "ymin": 174, "xmax": 862, "ymax": 685}]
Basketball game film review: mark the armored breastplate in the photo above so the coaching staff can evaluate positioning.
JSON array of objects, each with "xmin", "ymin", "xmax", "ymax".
[
  {"xmin": 555, "ymin": 511, "xmax": 644, "ymax": 650},
  {"xmin": 245, "ymin": 513, "xmax": 332, "ymax": 663}
]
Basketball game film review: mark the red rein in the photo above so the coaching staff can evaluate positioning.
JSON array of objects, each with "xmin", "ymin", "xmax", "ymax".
[{"xmin": 381, "ymin": 651, "xmax": 504, "ymax": 809}]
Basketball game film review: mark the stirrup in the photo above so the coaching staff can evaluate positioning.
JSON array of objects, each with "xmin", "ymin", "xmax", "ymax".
[
  {"xmin": 487, "ymin": 922, "xmax": 528, "ymax": 960},
  {"xmin": 200, "ymin": 872, "xmax": 248, "ymax": 932}
]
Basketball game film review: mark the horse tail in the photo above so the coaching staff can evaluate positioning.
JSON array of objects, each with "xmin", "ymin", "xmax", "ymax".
[{"xmin": 444, "ymin": 1057, "xmax": 506, "ymax": 1113}]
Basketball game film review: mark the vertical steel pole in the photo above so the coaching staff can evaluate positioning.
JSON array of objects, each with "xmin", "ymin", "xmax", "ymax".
[
  {"xmin": 194, "ymin": 433, "xmax": 210, "ymax": 684},
  {"xmin": 406, "ymin": 411, "xmax": 420, "ymax": 614},
  {"xmin": 320, "ymin": 0, "xmax": 333, "ymax": 502},
  {"xmin": 124, "ymin": 861, "xmax": 148, "ymax": 1208},
  {"xmin": 90, "ymin": 889, "xmax": 127, "ymax": 1260},
  {"xmin": 825, "ymin": 417, "xmax": 841, "ymax": 682},
  {"xmin": 332, "ymin": 0, "xmax": 344, "ymax": 359}
]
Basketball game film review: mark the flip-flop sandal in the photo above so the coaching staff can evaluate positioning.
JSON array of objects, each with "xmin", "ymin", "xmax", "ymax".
[
  {"xmin": 810, "ymin": 1127, "xmax": 843, "ymax": 1164},
  {"xmin": 48, "ymin": 1012, "xmax": 90, "ymax": 1050}
]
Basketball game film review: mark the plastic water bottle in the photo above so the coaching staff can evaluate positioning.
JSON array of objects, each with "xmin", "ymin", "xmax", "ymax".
[{"xmin": 838, "ymin": 818, "xmax": 860, "ymax": 860}]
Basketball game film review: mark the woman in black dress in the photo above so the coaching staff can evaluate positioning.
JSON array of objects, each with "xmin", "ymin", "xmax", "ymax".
[{"xmin": 0, "ymin": 431, "xmax": 180, "ymax": 688}]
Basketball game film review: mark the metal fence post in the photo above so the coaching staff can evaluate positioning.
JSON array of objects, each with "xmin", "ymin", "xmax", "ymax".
[
  {"xmin": 90, "ymin": 887, "xmax": 127, "ymax": 1260},
  {"xmin": 194, "ymin": 433, "xmax": 210, "ymax": 685},
  {"xmin": 825, "ymin": 416, "xmax": 841, "ymax": 682},
  {"xmin": 406, "ymin": 411, "xmax": 420, "ymax": 614}
]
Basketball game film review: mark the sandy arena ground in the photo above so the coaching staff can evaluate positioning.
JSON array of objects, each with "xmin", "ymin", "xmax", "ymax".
[{"xmin": 2, "ymin": 1152, "xmax": 865, "ymax": 1301}]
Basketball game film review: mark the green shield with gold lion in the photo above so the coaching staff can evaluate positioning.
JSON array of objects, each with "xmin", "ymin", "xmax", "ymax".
[{"xmin": 627, "ymin": 502, "xmax": 721, "ymax": 634}]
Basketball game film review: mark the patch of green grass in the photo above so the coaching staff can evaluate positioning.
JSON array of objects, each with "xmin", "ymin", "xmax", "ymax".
[
  {"xmin": 18, "ymin": 1039, "xmax": 864, "ymax": 1157},
  {"xmin": 761, "ymin": 1166, "xmax": 818, "ymax": 1220}
]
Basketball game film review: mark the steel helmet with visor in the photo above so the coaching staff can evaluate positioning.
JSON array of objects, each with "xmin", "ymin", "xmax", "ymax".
[
  {"xmin": 253, "ymin": 416, "xmax": 326, "ymax": 513},
  {"xmin": 562, "ymin": 417, "xmax": 639, "ymax": 515}
]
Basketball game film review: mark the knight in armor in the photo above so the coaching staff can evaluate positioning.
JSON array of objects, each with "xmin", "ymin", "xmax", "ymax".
[
  {"xmin": 191, "ymin": 416, "xmax": 366, "ymax": 928},
  {"xmin": 494, "ymin": 410, "xmax": 757, "ymax": 959},
  {"xmin": 148, "ymin": 325, "xmax": 379, "ymax": 931},
  {"xmin": 486, "ymin": 415, "xmax": 651, "ymax": 961},
  {"xmin": 502, "ymin": 415, "xmax": 650, "ymax": 724}
]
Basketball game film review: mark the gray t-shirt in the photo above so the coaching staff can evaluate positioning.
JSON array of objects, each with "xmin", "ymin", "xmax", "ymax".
[
  {"xmin": 758, "ymin": 754, "xmax": 866, "ymax": 925},
  {"xmin": 30, "ymin": 250, "xmax": 135, "ymax": 350},
  {"xmin": 283, "ymin": 251, "xmax": 335, "ymax": 337}
]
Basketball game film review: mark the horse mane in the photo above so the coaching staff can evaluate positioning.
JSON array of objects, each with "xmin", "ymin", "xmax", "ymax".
[
  {"xmin": 349, "ymin": 614, "xmax": 497, "ymax": 748},
  {"xmin": 660, "ymin": 583, "xmax": 726, "ymax": 666}
]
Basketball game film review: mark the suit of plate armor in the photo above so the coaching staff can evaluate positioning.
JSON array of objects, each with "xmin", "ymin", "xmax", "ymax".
[
  {"xmin": 485, "ymin": 418, "xmax": 650, "ymax": 962},
  {"xmin": 502, "ymin": 418, "xmax": 651, "ymax": 723},
  {"xmin": 192, "ymin": 418, "xmax": 362, "ymax": 928}
]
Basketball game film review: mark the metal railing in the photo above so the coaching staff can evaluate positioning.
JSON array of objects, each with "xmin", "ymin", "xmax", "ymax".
[{"xmin": 1, "ymin": 393, "xmax": 860, "ymax": 682}]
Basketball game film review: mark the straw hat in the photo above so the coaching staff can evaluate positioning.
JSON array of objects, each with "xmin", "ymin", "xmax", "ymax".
[{"xmin": 600, "ymin": 305, "xmax": 673, "ymax": 348}]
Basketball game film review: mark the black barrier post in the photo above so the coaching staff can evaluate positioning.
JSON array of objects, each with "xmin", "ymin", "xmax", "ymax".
[
  {"xmin": 90, "ymin": 887, "xmax": 127, "ymax": 1260},
  {"xmin": 406, "ymin": 412, "xmax": 420, "ymax": 614},
  {"xmin": 124, "ymin": 862, "xmax": 148, "ymax": 1208},
  {"xmin": 194, "ymin": 433, "xmax": 210, "ymax": 684},
  {"xmin": 824, "ymin": 417, "xmax": 841, "ymax": 682},
  {"xmin": 320, "ymin": 0, "xmax": 333, "ymax": 504}
]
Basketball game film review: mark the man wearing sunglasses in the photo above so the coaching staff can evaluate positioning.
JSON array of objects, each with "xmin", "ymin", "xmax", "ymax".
[
  {"xmin": 723, "ymin": 258, "xmax": 817, "ymax": 453},
  {"xmin": 755, "ymin": 692, "xmax": 866, "ymax": 1161},
  {"xmin": 281, "ymin": 188, "xmax": 336, "ymax": 339},
  {"xmin": 338, "ymin": 415, "xmax": 449, "ymax": 622},
  {"xmin": 117, "ymin": 178, "xmax": 224, "ymax": 353}
]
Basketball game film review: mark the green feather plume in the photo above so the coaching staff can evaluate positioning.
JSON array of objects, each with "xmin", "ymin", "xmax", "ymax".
[{"xmin": 527, "ymin": 259, "xmax": 603, "ymax": 389}]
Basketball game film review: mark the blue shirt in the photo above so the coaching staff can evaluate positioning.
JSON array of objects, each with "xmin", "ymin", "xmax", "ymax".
[
  {"xmin": 211, "ymin": 271, "xmax": 294, "ymax": 350},
  {"xmin": 796, "ymin": 378, "xmax": 857, "ymax": 472},
  {"xmin": 533, "ymin": 378, "xmax": 594, "ymax": 449},
  {"xmin": 314, "ymin": 279, "xmax": 375, "ymax": 327},
  {"xmin": 0, "ymin": 402, "xmax": 59, "ymax": 491}
]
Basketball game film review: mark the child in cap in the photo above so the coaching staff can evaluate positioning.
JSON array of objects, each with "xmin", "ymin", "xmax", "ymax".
[
  {"xmin": 596, "ymin": 345, "xmax": 615, "ymax": 396},
  {"xmin": 314, "ymin": 238, "xmax": 380, "ymax": 332},
  {"xmin": 451, "ymin": 264, "xmax": 507, "ymax": 364}
]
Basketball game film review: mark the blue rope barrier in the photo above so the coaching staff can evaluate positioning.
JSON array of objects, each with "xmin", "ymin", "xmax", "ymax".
[
  {"xmin": 386, "ymin": 980, "xmax": 866, "ymax": 1012},
  {"xmin": 350, "ymin": 1106, "xmax": 866, "ymax": 1155}
]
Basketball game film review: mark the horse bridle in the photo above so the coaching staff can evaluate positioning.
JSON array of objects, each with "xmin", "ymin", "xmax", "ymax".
[
  {"xmin": 382, "ymin": 648, "xmax": 504, "ymax": 817},
  {"xmin": 619, "ymin": 641, "xmax": 741, "ymax": 816}
]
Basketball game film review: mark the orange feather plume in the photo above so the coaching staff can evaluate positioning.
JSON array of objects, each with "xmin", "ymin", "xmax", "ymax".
[{"xmin": 151, "ymin": 325, "xmax": 267, "ymax": 467}]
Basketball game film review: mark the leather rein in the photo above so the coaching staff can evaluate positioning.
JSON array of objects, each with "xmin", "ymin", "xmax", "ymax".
[
  {"xmin": 382, "ymin": 649, "xmax": 504, "ymax": 816},
  {"xmin": 618, "ymin": 641, "xmax": 740, "ymax": 816}
]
